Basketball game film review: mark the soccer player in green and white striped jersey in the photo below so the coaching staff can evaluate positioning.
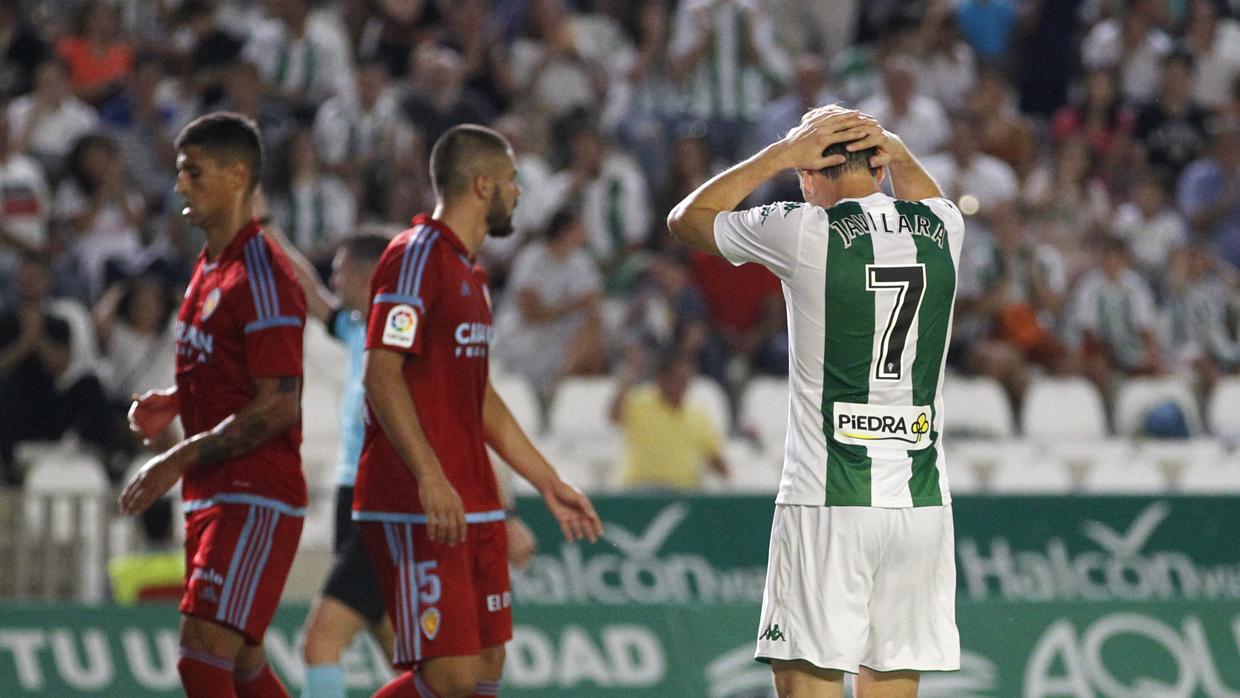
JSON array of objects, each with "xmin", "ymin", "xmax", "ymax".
[{"xmin": 668, "ymin": 107, "xmax": 963, "ymax": 697}]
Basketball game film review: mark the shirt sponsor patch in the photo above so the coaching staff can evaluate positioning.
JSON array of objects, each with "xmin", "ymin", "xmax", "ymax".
[
  {"xmin": 383, "ymin": 304, "xmax": 417, "ymax": 348},
  {"xmin": 833, "ymin": 402, "xmax": 932, "ymax": 450}
]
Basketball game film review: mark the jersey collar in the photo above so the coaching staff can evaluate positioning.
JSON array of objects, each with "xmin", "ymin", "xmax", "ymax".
[
  {"xmin": 411, "ymin": 214, "xmax": 471, "ymax": 259},
  {"xmin": 202, "ymin": 218, "xmax": 264, "ymax": 266}
]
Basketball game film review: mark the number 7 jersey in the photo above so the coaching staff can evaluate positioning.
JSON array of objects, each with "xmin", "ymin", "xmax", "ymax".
[{"xmin": 713, "ymin": 193, "xmax": 965, "ymax": 508}]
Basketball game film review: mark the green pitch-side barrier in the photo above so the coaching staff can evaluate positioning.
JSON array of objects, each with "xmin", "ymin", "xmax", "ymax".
[{"xmin": 2, "ymin": 495, "xmax": 1238, "ymax": 696}]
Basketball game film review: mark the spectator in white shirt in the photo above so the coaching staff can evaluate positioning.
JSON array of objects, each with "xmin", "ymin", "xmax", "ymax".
[
  {"xmin": 1112, "ymin": 173, "xmax": 1188, "ymax": 288},
  {"xmin": 493, "ymin": 209, "xmax": 607, "ymax": 400},
  {"xmin": 1183, "ymin": 0, "xmax": 1240, "ymax": 109},
  {"xmin": 857, "ymin": 53, "xmax": 949, "ymax": 157},
  {"xmin": 0, "ymin": 107, "xmax": 50, "ymax": 271},
  {"xmin": 7, "ymin": 58, "xmax": 98, "ymax": 173},
  {"xmin": 1081, "ymin": 0, "xmax": 1173, "ymax": 104},
  {"xmin": 922, "ymin": 114, "xmax": 1020, "ymax": 216}
]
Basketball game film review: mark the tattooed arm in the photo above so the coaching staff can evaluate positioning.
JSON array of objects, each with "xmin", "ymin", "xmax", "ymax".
[{"xmin": 118, "ymin": 376, "xmax": 301, "ymax": 514}]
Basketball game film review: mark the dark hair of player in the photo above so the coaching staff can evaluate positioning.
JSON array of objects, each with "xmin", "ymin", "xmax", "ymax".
[
  {"xmin": 818, "ymin": 141, "xmax": 880, "ymax": 181},
  {"xmin": 174, "ymin": 111, "xmax": 264, "ymax": 192},
  {"xmin": 341, "ymin": 232, "xmax": 391, "ymax": 262},
  {"xmin": 429, "ymin": 124, "xmax": 511, "ymax": 200}
]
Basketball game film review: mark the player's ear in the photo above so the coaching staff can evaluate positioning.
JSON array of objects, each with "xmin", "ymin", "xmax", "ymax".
[
  {"xmin": 473, "ymin": 172, "xmax": 493, "ymax": 199},
  {"xmin": 874, "ymin": 165, "xmax": 887, "ymax": 186}
]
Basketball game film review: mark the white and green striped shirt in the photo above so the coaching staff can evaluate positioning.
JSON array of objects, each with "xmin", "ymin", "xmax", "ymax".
[
  {"xmin": 714, "ymin": 193, "xmax": 965, "ymax": 507},
  {"xmin": 669, "ymin": 0, "xmax": 791, "ymax": 122}
]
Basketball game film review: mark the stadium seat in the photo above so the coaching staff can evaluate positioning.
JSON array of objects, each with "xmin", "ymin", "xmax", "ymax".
[
  {"xmin": 1206, "ymin": 377, "xmax": 1240, "ymax": 442},
  {"xmin": 988, "ymin": 450, "xmax": 1074, "ymax": 493},
  {"xmin": 943, "ymin": 453, "xmax": 981, "ymax": 494},
  {"xmin": 942, "ymin": 375, "xmax": 1014, "ymax": 438},
  {"xmin": 1177, "ymin": 458, "xmax": 1240, "ymax": 493},
  {"xmin": 687, "ymin": 377, "xmax": 731, "ymax": 436},
  {"xmin": 1131, "ymin": 438, "xmax": 1229, "ymax": 486},
  {"xmin": 1021, "ymin": 377, "xmax": 1108, "ymax": 439},
  {"xmin": 740, "ymin": 377, "xmax": 790, "ymax": 466},
  {"xmin": 546, "ymin": 377, "xmax": 622, "ymax": 491},
  {"xmin": 948, "ymin": 439, "xmax": 1037, "ymax": 492},
  {"xmin": 1080, "ymin": 453, "xmax": 1168, "ymax": 493},
  {"xmin": 492, "ymin": 372, "xmax": 542, "ymax": 435},
  {"xmin": 721, "ymin": 439, "xmax": 780, "ymax": 493},
  {"xmin": 1041, "ymin": 438, "xmax": 1130, "ymax": 487},
  {"xmin": 1113, "ymin": 375, "xmax": 1205, "ymax": 437}
]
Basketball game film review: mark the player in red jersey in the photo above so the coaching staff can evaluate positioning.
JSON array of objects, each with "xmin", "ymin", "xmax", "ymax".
[
  {"xmin": 357, "ymin": 124, "xmax": 603, "ymax": 698},
  {"xmin": 118, "ymin": 112, "xmax": 306, "ymax": 698}
]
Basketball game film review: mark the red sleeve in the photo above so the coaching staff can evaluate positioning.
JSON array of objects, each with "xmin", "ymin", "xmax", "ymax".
[
  {"xmin": 366, "ymin": 234, "xmax": 440, "ymax": 355},
  {"xmin": 240, "ymin": 238, "xmax": 306, "ymax": 378}
]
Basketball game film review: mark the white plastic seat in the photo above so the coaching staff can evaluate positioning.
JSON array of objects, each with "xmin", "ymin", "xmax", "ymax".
[
  {"xmin": 686, "ymin": 377, "xmax": 731, "ymax": 437},
  {"xmin": 1113, "ymin": 375, "xmax": 1203, "ymax": 437},
  {"xmin": 720, "ymin": 439, "xmax": 780, "ymax": 493},
  {"xmin": 947, "ymin": 439, "xmax": 1037, "ymax": 492},
  {"xmin": 988, "ymin": 452, "xmax": 1074, "ymax": 493},
  {"xmin": 942, "ymin": 375, "xmax": 1014, "ymax": 438},
  {"xmin": 491, "ymin": 373, "xmax": 542, "ymax": 435},
  {"xmin": 740, "ymin": 377, "xmax": 789, "ymax": 464},
  {"xmin": 1131, "ymin": 438, "xmax": 1228, "ymax": 485},
  {"xmin": 1177, "ymin": 458, "xmax": 1240, "ymax": 493},
  {"xmin": 1206, "ymin": 377, "xmax": 1240, "ymax": 441},
  {"xmin": 546, "ymin": 377, "xmax": 622, "ymax": 489},
  {"xmin": 1039, "ymin": 438, "xmax": 1131, "ymax": 486},
  {"xmin": 1080, "ymin": 455, "xmax": 1169, "ymax": 493},
  {"xmin": 1021, "ymin": 377, "xmax": 1109, "ymax": 439}
]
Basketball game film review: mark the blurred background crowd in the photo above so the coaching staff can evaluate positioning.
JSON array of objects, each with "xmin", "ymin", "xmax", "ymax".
[{"xmin": 1, "ymin": 0, "xmax": 1239, "ymax": 493}]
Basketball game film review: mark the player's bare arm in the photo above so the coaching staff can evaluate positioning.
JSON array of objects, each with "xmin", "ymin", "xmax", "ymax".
[
  {"xmin": 667, "ymin": 108, "xmax": 873, "ymax": 254},
  {"xmin": 841, "ymin": 114, "xmax": 944, "ymax": 200},
  {"xmin": 363, "ymin": 347, "xmax": 467, "ymax": 546},
  {"xmin": 118, "ymin": 375, "xmax": 301, "ymax": 515},
  {"xmin": 482, "ymin": 380, "xmax": 602, "ymax": 543}
]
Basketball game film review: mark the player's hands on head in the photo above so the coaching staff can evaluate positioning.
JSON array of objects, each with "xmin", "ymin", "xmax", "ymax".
[
  {"xmin": 118, "ymin": 452, "xmax": 186, "ymax": 516},
  {"xmin": 542, "ymin": 479, "xmax": 603, "ymax": 544},
  {"xmin": 506, "ymin": 516, "xmax": 538, "ymax": 569},
  {"xmin": 841, "ymin": 113, "xmax": 910, "ymax": 169},
  {"xmin": 420, "ymin": 473, "xmax": 467, "ymax": 546},
  {"xmin": 128, "ymin": 388, "xmax": 179, "ymax": 446},
  {"xmin": 778, "ymin": 106, "xmax": 870, "ymax": 171}
]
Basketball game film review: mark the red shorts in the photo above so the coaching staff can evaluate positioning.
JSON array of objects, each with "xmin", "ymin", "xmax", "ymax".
[
  {"xmin": 181, "ymin": 501, "xmax": 304, "ymax": 645},
  {"xmin": 360, "ymin": 519, "xmax": 511, "ymax": 668}
]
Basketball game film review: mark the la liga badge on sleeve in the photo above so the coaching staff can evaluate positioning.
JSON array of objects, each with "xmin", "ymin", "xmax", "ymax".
[{"xmin": 383, "ymin": 304, "xmax": 417, "ymax": 348}]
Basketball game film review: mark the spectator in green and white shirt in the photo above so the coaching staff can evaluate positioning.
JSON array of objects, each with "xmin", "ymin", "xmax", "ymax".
[
  {"xmin": 1072, "ymin": 236, "xmax": 1166, "ymax": 393},
  {"xmin": 668, "ymin": 0, "xmax": 791, "ymax": 160},
  {"xmin": 1168, "ymin": 243, "xmax": 1240, "ymax": 392}
]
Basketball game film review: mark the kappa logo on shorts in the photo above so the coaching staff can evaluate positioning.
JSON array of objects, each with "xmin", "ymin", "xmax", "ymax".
[
  {"xmin": 759, "ymin": 624, "xmax": 786, "ymax": 642},
  {"xmin": 420, "ymin": 607, "xmax": 441, "ymax": 640},
  {"xmin": 199, "ymin": 586, "xmax": 218, "ymax": 603}
]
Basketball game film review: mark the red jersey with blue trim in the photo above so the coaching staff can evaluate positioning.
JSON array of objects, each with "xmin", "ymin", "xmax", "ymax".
[
  {"xmin": 175, "ymin": 219, "xmax": 307, "ymax": 510},
  {"xmin": 354, "ymin": 214, "xmax": 502, "ymax": 521}
]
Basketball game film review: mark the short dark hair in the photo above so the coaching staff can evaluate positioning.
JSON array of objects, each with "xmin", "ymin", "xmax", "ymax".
[
  {"xmin": 341, "ymin": 232, "xmax": 391, "ymax": 262},
  {"xmin": 174, "ymin": 111, "xmax": 263, "ymax": 192},
  {"xmin": 429, "ymin": 124, "xmax": 511, "ymax": 200},
  {"xmin": 819, "ymin": 141, "xmax": 879, "ymax": 180}
]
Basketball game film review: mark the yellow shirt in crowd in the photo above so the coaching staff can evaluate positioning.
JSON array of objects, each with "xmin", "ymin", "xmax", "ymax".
[{"xmin": 620, "ymin": 385, "xmax": 722, "ymax": 490}]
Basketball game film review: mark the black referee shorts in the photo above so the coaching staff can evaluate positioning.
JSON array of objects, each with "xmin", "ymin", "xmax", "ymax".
[{"xmin": 322, "ymin": 486, "xmax": 386, "ymax": 624}]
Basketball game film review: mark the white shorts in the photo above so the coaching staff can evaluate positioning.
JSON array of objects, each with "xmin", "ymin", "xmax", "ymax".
[{"xmin": 755, "ymin": 504, "xmax": 959, "ymax": 673}]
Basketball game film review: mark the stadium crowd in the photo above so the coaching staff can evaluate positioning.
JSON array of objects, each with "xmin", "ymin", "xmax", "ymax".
[{"xmin": 1, "ymin": 0, "xmax": 1239, "ymax": 489}]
